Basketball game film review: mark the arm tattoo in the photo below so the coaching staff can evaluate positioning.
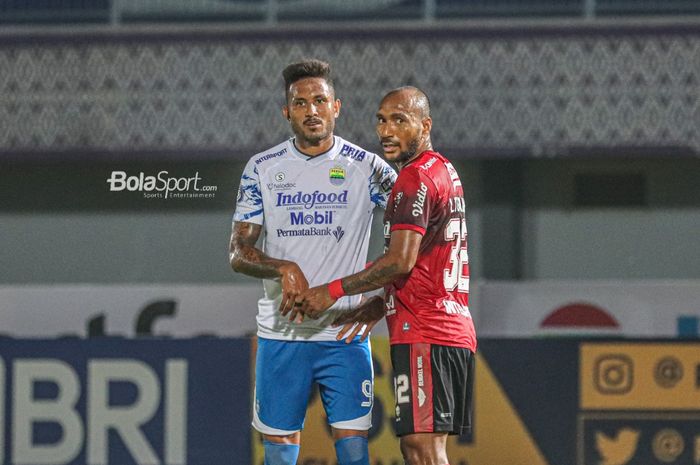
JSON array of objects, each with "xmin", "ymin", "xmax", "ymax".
[
  {"xmin": 360, "ymin": 295, "xmax": 386, "ymax": 318},
  {"xmin": 341, "ymin": 257, "xmax": 405, "ymax": 296},
  {"xmin": 229, "ymin": 222, "xmax": 286, "ymax": 279}
]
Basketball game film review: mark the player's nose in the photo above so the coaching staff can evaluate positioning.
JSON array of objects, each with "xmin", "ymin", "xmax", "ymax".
[{"xmin": 376, "ymin": 122, "xmax": 391, "ymax": 138}]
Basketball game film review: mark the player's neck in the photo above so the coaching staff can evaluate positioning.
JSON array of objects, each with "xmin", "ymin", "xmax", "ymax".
[
  {"xmin": 293, "ymin": 135, "xmax": 335, "ymax": 157},
  {"xmin": 397, "ymin": 142, "xmax": 432, "ymax": 170}
]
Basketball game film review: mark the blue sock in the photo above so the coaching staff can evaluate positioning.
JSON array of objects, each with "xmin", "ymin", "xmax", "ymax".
[
  {"xmin": 335, "ymin": 436, "xmax": 369, "ymax": 465},
  {"xmin": 263, "ymin": 440, "xmax": 300, "ymax": 465}
]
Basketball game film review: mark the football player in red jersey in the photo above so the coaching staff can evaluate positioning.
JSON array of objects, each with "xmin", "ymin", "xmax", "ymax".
[{"xmin": 299, "ymin": 86, "xmax": 476, "ymax": 465}]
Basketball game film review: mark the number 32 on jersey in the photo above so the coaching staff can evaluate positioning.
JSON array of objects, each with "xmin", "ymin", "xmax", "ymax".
[{"xmin": 443, "ymin": 218, "xmax": 469, "ymax": 292}]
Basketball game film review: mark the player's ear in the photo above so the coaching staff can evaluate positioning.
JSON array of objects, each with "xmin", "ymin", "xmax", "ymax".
[
  {"xmin": 282, "ymin": 106, "xmax": 290, "ymax": 121},
  {"xmin": 333, "ymin": 99, "xmax": 341, "ymax": 118},
  {"xmin": 422, "ymin": 116, "xmax": 432, "ymax": 134}
]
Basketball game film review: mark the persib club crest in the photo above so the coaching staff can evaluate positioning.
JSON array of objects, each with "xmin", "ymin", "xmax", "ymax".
[{"xmin": 329, "ymin": 166, "xmax": 346, "ymax": 186}]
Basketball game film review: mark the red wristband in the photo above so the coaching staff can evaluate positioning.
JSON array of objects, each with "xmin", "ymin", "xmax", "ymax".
[{"xmin": 328, "ymin": 279, "xmax": 346, "ymax": 300}]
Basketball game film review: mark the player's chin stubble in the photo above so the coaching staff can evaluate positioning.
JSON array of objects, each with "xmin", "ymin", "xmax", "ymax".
[
  {"xmin": 395, "ymin": 138, "xmax": 421, "ymax": 164},
  {"xmin": 295, "ymin": 123, "xmax": 331, "ymax": 147}
]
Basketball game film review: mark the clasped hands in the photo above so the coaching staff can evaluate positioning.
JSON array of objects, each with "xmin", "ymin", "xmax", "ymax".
[
  {"xmin": 277, "ymin": 263, "xmax": 383, "ymax": 342},
  {"xmin": 288, "ymin": 287, "xmax": 384, "ymax": 343},
  {"xmin": 276, "ymin": 263, "xmax": 339, "ymax": 323},
  {"xmin": 278, "ymin": 283, "xmax": 336, "ymax": 322},
  {"xmin": 279, "ymin": 281, "xmax": 383, "ymax": 344}
]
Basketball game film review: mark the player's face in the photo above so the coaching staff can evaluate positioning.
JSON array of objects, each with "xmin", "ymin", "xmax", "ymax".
[
  {"xmin": 283, "ymin": 77, "xmax": 340, "ymax": 149},
  {"xmin": 375, "ymin": 93, "xmax": 427, "ymax": 165}
]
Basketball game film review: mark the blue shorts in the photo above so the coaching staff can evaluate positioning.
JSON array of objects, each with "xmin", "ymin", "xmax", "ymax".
[{"xmin": 252, "ymin": 337, "xmax": 373, "ymax": 435}]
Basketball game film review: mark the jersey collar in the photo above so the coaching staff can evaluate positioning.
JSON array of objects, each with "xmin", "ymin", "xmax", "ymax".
[
  {"xmin": 288, "ymin": 136, "xmax": 339, "ymax": 162},
  {"xmin": 403, "ymin": 150, "xmax": 436, "ymax": 169}
]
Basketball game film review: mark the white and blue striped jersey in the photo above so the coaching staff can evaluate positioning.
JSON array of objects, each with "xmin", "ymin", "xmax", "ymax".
[{"xmin": 233, "ymin": 136, "xmax": 397, "ymax": 341}]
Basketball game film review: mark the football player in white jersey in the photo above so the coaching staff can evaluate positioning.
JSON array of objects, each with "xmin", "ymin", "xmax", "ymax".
[{"xmin": 229, "ymin": 59, "xmax": 396, "ymax": 465}]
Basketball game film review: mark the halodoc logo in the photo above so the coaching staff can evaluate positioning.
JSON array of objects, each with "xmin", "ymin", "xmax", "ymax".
[{"xmin": 106, "ymin": 171, "xmax": 218, "ymax": 199}]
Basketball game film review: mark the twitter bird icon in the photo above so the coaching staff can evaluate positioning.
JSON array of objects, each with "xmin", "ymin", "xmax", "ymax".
[{"xmin": 595, "ymin": 428, "xmax": 641, "ymax": 465}]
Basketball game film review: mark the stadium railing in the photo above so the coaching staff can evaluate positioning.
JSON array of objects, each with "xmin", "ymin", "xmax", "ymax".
[{"xmin": 1, "ymin": 0, "xmax": 700, "ymax": 25}]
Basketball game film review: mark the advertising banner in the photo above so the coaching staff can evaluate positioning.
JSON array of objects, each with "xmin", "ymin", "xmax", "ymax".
[
  {"xmin": 0, "ymin": 284, "xmax": 264, "ymax": 338},
  {"xmin": 0, "ymin": 337, "xmax": 251, "ymax": 465},
  {"xmin": 3, "ymin": 337, "xmax": 698, "ymax": 465},
  {"xmin": 4, "ymin": 281, "xmax": 699, "ymax": 340},
  {"xmin": 0, "ymin": 285, "xmax": 393, "ymax": 339},
  {"xmin": 477, "ymin": 280, "xmax": 700, "ymax": 337},
  {"xmin": 4, "ymin": 282, "xmax": 700, "ymax": 339},
  {"xmin": 579, "ymin": 342, "xmax": 700, "ymax": 465}
]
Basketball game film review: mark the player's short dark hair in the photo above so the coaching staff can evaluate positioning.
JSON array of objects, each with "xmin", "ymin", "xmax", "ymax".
[{"xmin": 282, "ymin": 59, "xmax": 334, "ymax": 101}]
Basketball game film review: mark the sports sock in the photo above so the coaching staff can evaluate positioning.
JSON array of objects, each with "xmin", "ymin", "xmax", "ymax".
[
  {"xmin": 335, "ymin": 436, "xmax": 369, "ymax": 465},
  {"xmin": 263, "ymin": 440, "xmax": 300, "ymax": 465}
]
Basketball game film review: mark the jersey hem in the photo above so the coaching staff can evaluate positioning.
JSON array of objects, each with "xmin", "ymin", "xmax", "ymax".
[
  {"xmin": 329, "ymin": 410, "xmax": 373, "ymax": 430},
  {"xmin": 251, "ymin": 418, "xmax": 301, "ymax": 435},
  {"xmin": 256, "ymin": 328, "xmax": 356, "ymax": 342},
  {"xmin": 388, "ymin": 338, "xmax": 476, "ymax": 351},
  {"xmin": 232, "ymin": 215, "xmax": 264, "ymax": 225}
]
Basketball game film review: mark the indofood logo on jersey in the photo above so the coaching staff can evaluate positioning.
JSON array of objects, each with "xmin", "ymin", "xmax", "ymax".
[{"xmin": 276, "ymin": 190, "xmax": 348, "ymax": 210}]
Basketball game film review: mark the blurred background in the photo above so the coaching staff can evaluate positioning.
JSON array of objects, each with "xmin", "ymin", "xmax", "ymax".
[{"xmin": 1, "ymin": 1, "xmax": 699, "ymax": 465}]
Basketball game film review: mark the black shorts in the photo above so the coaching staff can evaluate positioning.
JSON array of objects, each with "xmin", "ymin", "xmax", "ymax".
[{"xmin": 390, "ymin": 342, "xmax": 475, "ymax": 436}]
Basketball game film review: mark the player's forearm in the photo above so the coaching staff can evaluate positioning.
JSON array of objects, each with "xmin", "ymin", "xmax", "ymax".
[
  {"xmin": 356, "ymin": 295, "xmax": 385, "ymax": 316},
  {"xmin": 229, "ymin": 244, "xmax": 291, "ymax": 279},
  {"xmin": 339, "ymin": 253, "xmax": 411, "ymax": 296}
]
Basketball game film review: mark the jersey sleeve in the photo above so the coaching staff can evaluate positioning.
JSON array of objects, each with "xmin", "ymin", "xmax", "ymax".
[
  {"xmin": 232, "ymin": 158, "xmax": 264, "ymax": 225},
  {"xmin": 368, "ymin": 154, "xmax": 397, "ymax": 209},
  {"xmin": 390, "ymin": 168, "xmax": 435, "ymax": 235}
]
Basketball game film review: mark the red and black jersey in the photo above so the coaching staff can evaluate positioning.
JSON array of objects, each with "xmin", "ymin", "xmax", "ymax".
[{"xmin": 383, "ymin": 151, "xmax": 477, "ymax": 351}]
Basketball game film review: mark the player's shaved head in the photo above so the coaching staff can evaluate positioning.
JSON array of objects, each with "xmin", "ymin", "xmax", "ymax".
[
  {"xmin": 376, "ymin": 86, "xmax": 433, "ymax": 166},
  {"xmin": 381, "ymin": 86, "xmax": 431, "ymax": 119}
]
